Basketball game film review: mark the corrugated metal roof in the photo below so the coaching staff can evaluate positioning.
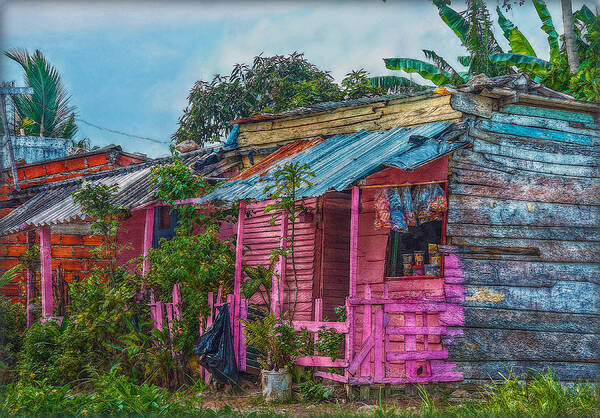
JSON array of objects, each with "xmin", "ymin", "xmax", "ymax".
[
  {"xmin": 232, "ymin": 138, "xmax": 324, "ymax": 180},
  {"xmin": 201, "ymin": 121, "xmax": 469, "ymax": 203},
  {"xmin": 0, "ymin": 149, "xmax": 232, "ymax": 235}
]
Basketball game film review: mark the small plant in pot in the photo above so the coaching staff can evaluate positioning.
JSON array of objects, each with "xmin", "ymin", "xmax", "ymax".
[{"xmin": 243, "ymin": 313, "xmax": 298, "ymax": 401}]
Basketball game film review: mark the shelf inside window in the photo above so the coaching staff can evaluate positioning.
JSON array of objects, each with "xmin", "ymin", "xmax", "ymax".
[{"xmin": 386, "ymin": 275, "xmax": 440, "ymax": 280}]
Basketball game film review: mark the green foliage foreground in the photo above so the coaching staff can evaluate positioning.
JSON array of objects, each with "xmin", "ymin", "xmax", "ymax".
[{"xmin": 1, "ymin": 370, "xmax": 597, "ymax": 417}]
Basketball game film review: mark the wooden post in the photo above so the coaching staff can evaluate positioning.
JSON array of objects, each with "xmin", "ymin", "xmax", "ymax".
[
  {"xmin": 239, "ymin": 298, "xmax": 247, "ymax": 372},
  {"xmin": 404, "ymin": 312, "xmax": 417, "ymax": 378},
  {"xmin": 142, "ymin": 207, "xmax": 154, "ymax": 276},
  {"xmin": 166, "ymin": 303, "xmax": 175, "ymax": 358},
  {"xmin": 39, "ymin": 226, "xmax": 52, "ymax": 319},
  {"xmin": 374, "ymin": 309, "xmax": 384, "ymax": 382},
  {"xmin": 25, "ymin": 230, "xmax": 35, "ymax": 328},
  {"xmin": 349, "ymin": 186, "xmax": 359, "ymax": 297},
  {"xmin": 360, "ymin": 285, "xmax": 371, "ymax": 377},
  {"xmin": 233, "ymin": 201, "xmax": 246, "ymax": 366},
  {"xmin": 347, "ymin": 186, "xmax": 359, "ymax": 375},
  {"xmin": 271, "ymin": 210, "xmax": 288, "ymax": 317},
  {"xmin": 1, "ymin": 90, "xmax": 21, "ymax": 192},
  {"xmin": 172, "ymin": 283, "xmax": 182, "ymax": 321}
]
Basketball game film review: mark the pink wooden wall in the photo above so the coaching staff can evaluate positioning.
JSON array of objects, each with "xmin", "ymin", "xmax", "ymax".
[
  {"xmin": 243, "ymin": 198, "xmax": 318, "ymax": 320},
  {"xmin": 116, "ymin": 208, "xmax": 236, "ymax": 274},
  {"xmin": 353, "ymin": 158, "xmax": 456, "ymax": 380}
]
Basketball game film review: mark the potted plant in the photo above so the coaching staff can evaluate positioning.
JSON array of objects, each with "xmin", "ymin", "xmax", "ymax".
[{"xmin": 243, "ymin": 313, "xmax": 298, "ymax": 401}]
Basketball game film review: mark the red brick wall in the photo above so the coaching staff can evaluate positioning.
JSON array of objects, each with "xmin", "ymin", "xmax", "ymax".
[{"xmin": 0, "ymin": 150, "xmax": 145, "ymax": 301}]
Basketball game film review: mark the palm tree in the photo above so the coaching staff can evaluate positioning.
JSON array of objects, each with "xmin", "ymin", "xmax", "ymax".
[
  {"xmin": 561, "ymin": 0, "xmax": 580, "ymax": 73},
  {"xmin": 4, "ymin": 49, "xmax": 77, "ymax": 138}
]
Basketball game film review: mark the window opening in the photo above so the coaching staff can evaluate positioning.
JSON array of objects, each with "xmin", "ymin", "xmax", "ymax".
[
  {"xmin": 152, "ymin": 206, "xmax": 179, "ymax": 248},
  {"xmin": 372, "ymin": 182, "xmax": 447, "ymax": 278}
]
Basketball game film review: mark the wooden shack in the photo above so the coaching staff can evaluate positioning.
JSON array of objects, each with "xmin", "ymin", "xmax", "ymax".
[{"xmin": 203, "ymin": 74, "xmax": 599, "ymax": 385}]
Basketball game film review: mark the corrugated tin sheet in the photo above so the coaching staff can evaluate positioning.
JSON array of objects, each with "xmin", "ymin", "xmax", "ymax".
[
  {"xmin": 201, "ymin": 121, "xmax": 469, "ymax": 203},
  {"xmin": 232, "ymin": 138, "xmax": 324, "ymax": 180},
  {"xmin": 0, "ymin": 150, "xmax": 230, "ymax": 235}
]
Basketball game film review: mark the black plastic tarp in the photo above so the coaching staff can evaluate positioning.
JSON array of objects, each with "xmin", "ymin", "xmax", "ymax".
[{"xmin": 194, "ymin": 303, "xmax": 240, "ymax": 386}]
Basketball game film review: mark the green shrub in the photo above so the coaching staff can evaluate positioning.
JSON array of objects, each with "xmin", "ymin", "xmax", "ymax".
[
  {"xmin": 0, "ymin": 297, "xmax": 25, "ymax": 384},
  {"xmin": 17, "ymin": 320, "xmax": 60, "ymax": 382}
]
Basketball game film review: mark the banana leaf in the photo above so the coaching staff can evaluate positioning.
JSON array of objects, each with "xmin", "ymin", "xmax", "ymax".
[
  {"xmin": 436, "ymin": 5, "xmax": 469, "ymax": 45},
  {"xmin": 489, "ymin": 53, "xmax": 551, "ymax": 78},
  {"xmin": 573, "ymin": 5, "xmax": 596, "ymax": 26},
  {"xmin": 367, "ymin": 76, "xmax": 427, "ymax": 91},
  {"xmin": 384, "ymin": 58, "xmax": 456, "ymax": 86},
  {"xmin": 532, "ymin": 0, "xmax": 559, "ymax": 62},
  {"xmin": 457, "ymin": 56, "xmax": 470, "ymax": 67},
  {"xmin": 496, "ymin": 7, "xmax": 537, "ymax": 57}
]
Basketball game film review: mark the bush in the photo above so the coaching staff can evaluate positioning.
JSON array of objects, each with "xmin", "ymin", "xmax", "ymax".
[
  {"xmin": 0, "ymin": 297, "xmax": 25, "ymax": 384},
  {"xmin": 17, "ymin": 320, "xmax": 60, "ymax": 383}
]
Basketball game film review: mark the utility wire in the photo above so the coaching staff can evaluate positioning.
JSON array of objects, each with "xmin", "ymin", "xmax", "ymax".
[{"xmin": 75, "ymin": 118, "xmax": 171, "ymax": 144}]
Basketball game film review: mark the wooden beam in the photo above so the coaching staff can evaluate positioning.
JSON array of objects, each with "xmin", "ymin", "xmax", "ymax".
[
  {"xmin": 233, "ymin": 201, "xmax": 246, "ymax": 365},
  {"xmin": 142, "ymin": 207, "xmax": 154, "ymax": 276},
  {"xmin": 39, "ymin": 226, "xmax": 52, "ymax": 319},
  {"xmin": 25, "ymin": 230, "xmax": 35, "ymax": 328},
  {"xmin": 349, "ymin": 186, "xmax": 359, "ymax": 297}
]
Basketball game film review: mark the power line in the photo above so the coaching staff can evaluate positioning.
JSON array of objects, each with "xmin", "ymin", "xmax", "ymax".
[{"xmin": 76, "ymin": 118, "xmax": 171, "ymax": 144}]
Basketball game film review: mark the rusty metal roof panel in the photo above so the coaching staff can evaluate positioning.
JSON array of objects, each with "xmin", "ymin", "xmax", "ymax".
[
  {"xmin": 0, "ymin": 149, "xmax": 230, "ymax": 235},
  {"xmin": 201, "ymin": 121, "xmax": 469, "ymax": 203}
]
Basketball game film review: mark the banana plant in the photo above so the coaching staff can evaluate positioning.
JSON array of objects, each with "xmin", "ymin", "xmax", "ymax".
[{"xmin": 384, "ymin": 0, "xmax": 506, "ymax": 87}]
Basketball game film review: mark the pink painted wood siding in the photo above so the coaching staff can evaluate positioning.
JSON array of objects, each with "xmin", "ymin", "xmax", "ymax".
[{"xmin": 243, "ymin": 198, "xmax": 318, "ymax": 320}]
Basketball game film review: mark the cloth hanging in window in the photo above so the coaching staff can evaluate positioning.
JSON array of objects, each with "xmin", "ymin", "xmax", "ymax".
[
  {"xmin": 412, "ymin": 184, "xmax": 447, "ymax": 224},
  {"xmin": 374, "ymin": 189, "xmax": 391, "ymax": 229},
  {"xmin": 387, "ymin": 189, "xmax": 408, "ymax": 232}
]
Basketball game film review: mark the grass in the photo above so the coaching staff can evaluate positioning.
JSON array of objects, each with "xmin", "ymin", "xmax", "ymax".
[{"xmin": 0, "ymin": 370, "xmax": 597, "ymax": 417}]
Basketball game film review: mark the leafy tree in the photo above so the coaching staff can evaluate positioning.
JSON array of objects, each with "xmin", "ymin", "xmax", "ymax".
[
  {"xmin": 4, "ymin": 49, "xmax": 78, "ymax": 138},
  {"xmin": 175, "ymin": 53, "xmax": 404, "ymax": 146}
]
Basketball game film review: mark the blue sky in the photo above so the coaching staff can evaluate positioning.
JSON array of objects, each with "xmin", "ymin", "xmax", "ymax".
[{"xmin": 1, "ymin": 0, "xmax": 594, "ymax": 158}]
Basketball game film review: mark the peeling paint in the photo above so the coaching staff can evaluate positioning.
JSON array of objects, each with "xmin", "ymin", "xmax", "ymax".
[
  {"xmin": 465, "ymin": 288, "xmax": 506, "ymax": 303},
  {"xmin": 527, "ymin": 202, "xmax": 535, "ymax": 213}
]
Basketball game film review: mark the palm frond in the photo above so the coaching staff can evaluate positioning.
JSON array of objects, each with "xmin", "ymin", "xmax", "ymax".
[
  {"xmin": 435, "ymin": 4, "xmax": 469, "ymax": 45},
  {"xmin": 489, "ymin": 53, "xmax": 551, "ymax": 78},
  {"xmin": 532, "ymin": 0, "xmax": 559, "ymax": 61},
  {"xmin": 496, "ymin": 7, "xmax": 537, "ymax": 57},
  {"xmin": 384, "ymin": 57, "xmax": 459, "ymax": 86}
]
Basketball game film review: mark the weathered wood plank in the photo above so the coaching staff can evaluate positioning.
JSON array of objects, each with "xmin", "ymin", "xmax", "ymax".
[
  {"xmin": 450, "ymin": 92, "xmax": 492, "ymax": 118},
  {"xmin": 491, "ymin": 112, "xmax": 600, "ymax": 137},
  {"xmin": 447, "ymin": 223, "xmax": 600, "ymax": 242},
  {"xmin": 456, "ymin": 259, "xmax": 600, "ymax": 287},
  {"xmin": 446, "ymin": 329, "xmax": 599, "ymax": 361},
  {"xmin": 472, "ymin": 137, "xmax": 600, "ymax": 167},
  {"xmin": 460, "ymin": 282, "xmax": 599, "ymax": 314},
  {"xmin": 238, "ymin": 96, "xmax": 459, "ymax": 146},
  {"xmin": 463, "ymin": 307, "xmax": 600, "ymax": 334},
  {"xmin": 448, "ymin": 195, "xmax": 600, "ymax": 228},
  {"xmin": 450, "ymin": 237, "xmax": 599, "ymax": 263},
  {"xmin": 450, "ymin": 168, "xmax": 600, "ymax": 205},
  {"xmin": 455, "ymin": 361, "xmax": 600, "ymax": 382},
  {"xmin": 502, "ymin": 104, "xmax": 596, "ymax": 125},
  {"xmin": 387, "ymin": 349, "xmax": 449, "ymax": 361},
  {"xmin": 452, "ymin": 148, "xmax": 600, "ymax": 177},
  {"xmin": 479, "ymin": 120, "xmax": 596, "ymax": 146}
]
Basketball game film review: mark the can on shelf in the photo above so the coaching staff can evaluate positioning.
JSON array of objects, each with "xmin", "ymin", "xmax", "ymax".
[
  {"xmin": 429, "ymin": 253, "xmax": 441, "ymax": 265},
  {"xmin": 402, "ymin": 253, "xmax": 413, "ymax": 264},
  {"xmin": 428, "ymin": 243, "xmax": 438, "ymax": 254},
  {"xmin": 414, "ymin": 251, "xmax": 425, "ymax": 266},
  {"xmin": 402, "ymin": 263, "xmax": 413, "ymax": 276},
  {"xmin": 425, "ymin": 264, "xmax": 440, "ymax": 276},
  {"xmin": 413, "ymin": 266, "xmax": 425, "ymax": 276}
]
